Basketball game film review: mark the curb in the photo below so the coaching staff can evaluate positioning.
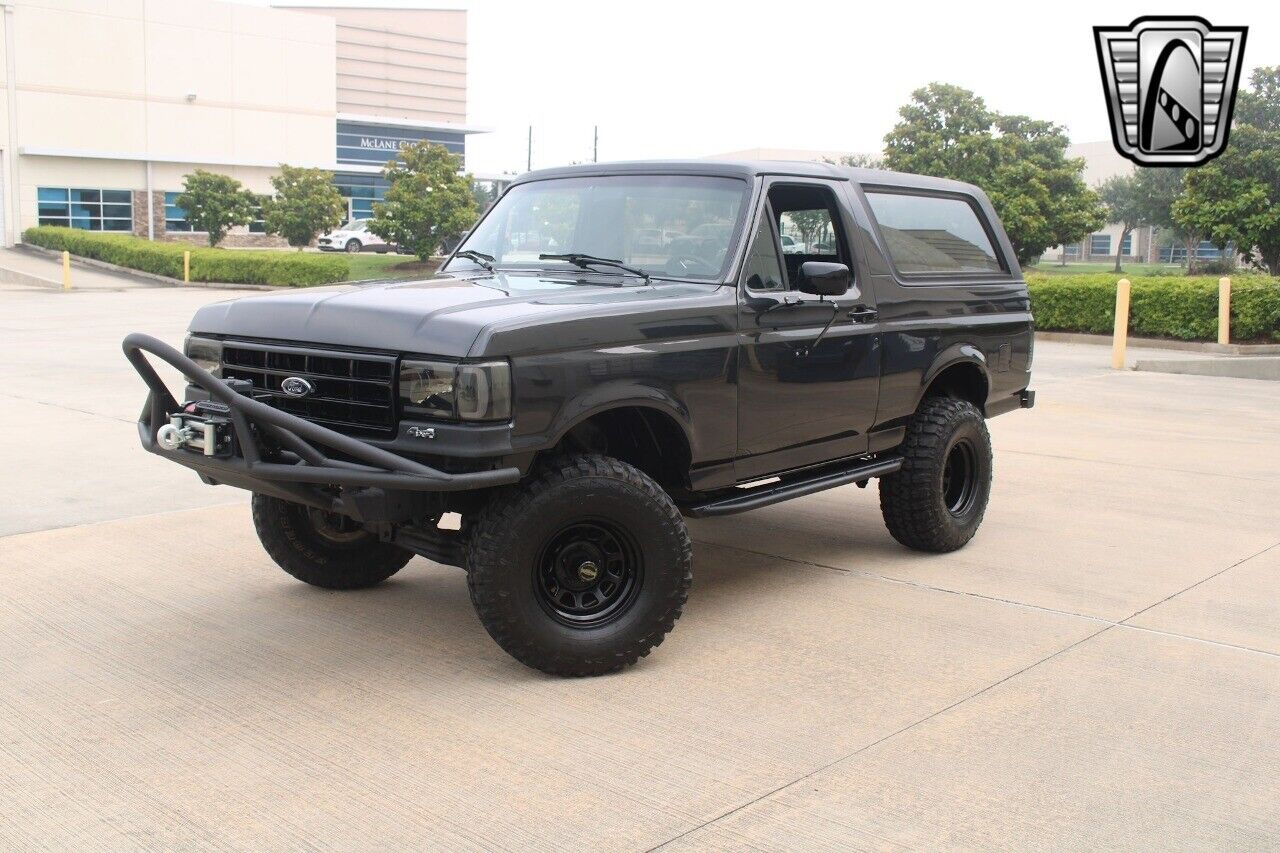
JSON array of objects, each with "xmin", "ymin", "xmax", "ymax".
[
  {"xmin": 1036, "ymin": 330, "xmax": 1280, "ymax": 356},
  {"xmin": 0, "ymin": 265, "xmax": 62, "ymax": 289},
  {"xmin": 1134, "ymin": 356, "xmax": 1280, "ymax": 381},
  {"xmin": 13, "ymin": 244, "xmax": 280, "ymax": 291}
]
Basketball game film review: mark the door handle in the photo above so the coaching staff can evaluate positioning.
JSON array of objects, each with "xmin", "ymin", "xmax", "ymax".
[{"xmin": 847, "ymin": 305, "xmax": 878, "ymax": 323}]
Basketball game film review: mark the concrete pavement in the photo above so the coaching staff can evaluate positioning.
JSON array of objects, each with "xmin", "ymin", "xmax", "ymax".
[
  {"xmin": 0, "ymin": 246, "xmax": 172, "ymax": 292},
  {"xmin": 1, "ymin": 279, "xmax": 1278, "ymax": 849}
]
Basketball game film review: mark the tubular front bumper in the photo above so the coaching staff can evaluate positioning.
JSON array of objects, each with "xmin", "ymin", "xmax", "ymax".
[{"xmin": 122, "ymin": 333, "xmax": 522, "ymax": 502}]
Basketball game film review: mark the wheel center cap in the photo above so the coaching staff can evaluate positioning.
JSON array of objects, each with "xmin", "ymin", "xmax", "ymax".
[{"xmin": 577, "ymin": 561, "xmax": 600, "ymax": 583}]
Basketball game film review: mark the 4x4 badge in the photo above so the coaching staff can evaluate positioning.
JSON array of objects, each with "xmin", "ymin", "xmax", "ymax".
[{"xmin": 1094, "ymin": 16, "xmax": 1247, "ymax": 166}]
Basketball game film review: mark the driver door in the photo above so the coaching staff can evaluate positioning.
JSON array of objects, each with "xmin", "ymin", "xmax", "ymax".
[{"xmin": 734, "ymin": 183, "xmax": 881, "ymax": 481}]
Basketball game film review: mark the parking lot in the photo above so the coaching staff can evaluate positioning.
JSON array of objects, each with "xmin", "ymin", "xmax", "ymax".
[{"xmin": 2, "ymin": 276, "xmax": 1279, "ymax": 849}]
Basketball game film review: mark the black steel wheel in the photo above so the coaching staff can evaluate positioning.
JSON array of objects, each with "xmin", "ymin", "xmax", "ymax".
[
  {"xmin": 879, "ymin": 397, "xmax": 992, "ymax": 553},
  {"xmin": 535, "ymin": 520, "xmax": 642, "ymax": 627},
  {"xmin": 942, "ymin": 437, "xmax": 980, "ymax": 517},
  {"xmin": 467, "ymin": 454, "xmax": 692, "ymax": 677}
]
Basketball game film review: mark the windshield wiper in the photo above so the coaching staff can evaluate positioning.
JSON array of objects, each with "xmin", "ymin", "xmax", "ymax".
[
  {"xmin": 538, "ymin": 253, "xmax": 650, "ymax": 283},
  {"xmin": 453, "ymin": 249, "xmax": 495, "ymax": 272}
]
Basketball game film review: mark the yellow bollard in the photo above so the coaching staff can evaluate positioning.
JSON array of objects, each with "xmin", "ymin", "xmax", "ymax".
[
  {"xmin": 1111, "ymin": 278, "xmax": 1131, "ymax": 370},
  {"xmin": 62, "ymin": 250, "xmax": 71, "ymax": 291},
  {"xmin": 183, "ymin": 250, "xmax": 190, "ymax": 284},
  {"xmin": 1218, "ymin": 276, "xmax": 1231, "ymax": 345}
]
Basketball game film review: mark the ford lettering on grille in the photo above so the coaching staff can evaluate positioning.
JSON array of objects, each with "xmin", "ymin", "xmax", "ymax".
[{"xmin": 281, "ymin": 376, "xmax": 314, "ymax": 397}]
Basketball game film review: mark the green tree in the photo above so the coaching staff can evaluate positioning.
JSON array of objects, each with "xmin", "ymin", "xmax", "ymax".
[
  {"xmin": 369, "ymin": 142, "xmax": 478, "ymax": 261},
  {"xmin": 882, "ymin": 83, "xmax": 1105, "ymax": 265},
  {"xmin": 1173, "ymin": 68, "xmax": 1280, "ymax": 275},
  {"xmin": 175, "ymin": 169, "xmax": 256, "ymax": 247},
  {"xmin": 1234, "ymin": 64, "xmax": 1280, "ymax": 132},
  {"xmin": 262, "ymin": 165, "xmax": 346, "ymax": 249},
  {"xmin": 1097, "ymin": 173, "xmax": 1145, "ymax": 273},
  {"xmin": 1131, "ymin": 167, "xmax": 1202, "ymax": 270}
]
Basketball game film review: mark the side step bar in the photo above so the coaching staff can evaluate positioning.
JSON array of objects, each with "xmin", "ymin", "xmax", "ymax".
[{"xmin": 684, "ymin": 455, "xmax": 904, "ymax": 519}]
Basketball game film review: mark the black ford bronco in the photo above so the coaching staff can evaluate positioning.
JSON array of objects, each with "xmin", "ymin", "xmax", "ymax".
[{"xmin": 124, "ymin": 161, "xmax": 1034, "ymax": 676}]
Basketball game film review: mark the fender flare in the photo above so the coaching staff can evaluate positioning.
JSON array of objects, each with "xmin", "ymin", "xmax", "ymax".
[
  {"xmin": 544, "ymin": 385, "xmax": 697, "ymax": 456},
  {"xmin": 915, "ymin": 344, "xmax": 991, "ymax": 413}
]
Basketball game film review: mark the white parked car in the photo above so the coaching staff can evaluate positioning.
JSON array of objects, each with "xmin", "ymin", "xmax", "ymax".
[
  {"xmin": 779, "ymin": 234, "xmax": 806, "ymax": 254},
  {"xmin": 317, "ymin": 219, "xmax": 395, "ymax": 254}
]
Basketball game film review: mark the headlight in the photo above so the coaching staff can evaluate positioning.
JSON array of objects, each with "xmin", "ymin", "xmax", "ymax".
[
  {"xmin": 400, "ymin": 359, "xmax": 511, "ymax": 422},
  {"xmin": 184, "ymin": 335, "xmax": 222, "ymax": 376},
  {"xmin": 399, "ymin": 360, "xmax": 455, "ymax": 418},
  {"xmin": 456, "ymin": 362, "xmax": 512, "ymax": 421}
]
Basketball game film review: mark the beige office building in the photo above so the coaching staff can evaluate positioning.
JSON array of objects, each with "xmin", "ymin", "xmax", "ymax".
[
  {"xmin": 1041, "ymin": 141, "xmax": 1230, "ymax": 265},
  {"xmin": 0, "ymin": 0, "xmax": 480, "ymax": 246}
]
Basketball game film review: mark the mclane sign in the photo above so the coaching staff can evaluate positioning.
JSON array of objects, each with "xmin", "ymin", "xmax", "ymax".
[
  {"xmin": 336, "ymin": 120, "xmax": 465, "ymax": 166},
  {"xmin": 359, "ymin": 136, "xmax": 408, "ymax": 151}
]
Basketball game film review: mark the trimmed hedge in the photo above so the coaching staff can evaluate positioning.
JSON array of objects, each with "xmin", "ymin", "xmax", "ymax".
[
  {"xmin": 1026, "ymin": 273, "xmax": 1280, "ymax": 342},
  {"xmin": 22, "ymin": 226, "xmax": 348, "ymax": 286}
]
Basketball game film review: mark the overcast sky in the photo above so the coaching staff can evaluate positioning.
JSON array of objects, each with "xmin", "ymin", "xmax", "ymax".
[{"xmin": 271, "ymin": 0, "xmax": 1277, "ymax": 174}]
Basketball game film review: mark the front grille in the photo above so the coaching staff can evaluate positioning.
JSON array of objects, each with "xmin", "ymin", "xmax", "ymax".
[{"xmin": 222, "ymin": 341, "xmax": 397, "ymax": 436}]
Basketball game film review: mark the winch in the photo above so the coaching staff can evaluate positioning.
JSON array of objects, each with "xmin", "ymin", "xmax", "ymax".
[{"xmin": 156, "ymin": 400, "xmax": 235, "ymax": 457}]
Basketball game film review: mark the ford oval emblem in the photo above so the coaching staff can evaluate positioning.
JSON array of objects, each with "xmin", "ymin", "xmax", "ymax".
[{"xmin": 281, "ymin": 376, "xmax": 314, "ymax": 398}]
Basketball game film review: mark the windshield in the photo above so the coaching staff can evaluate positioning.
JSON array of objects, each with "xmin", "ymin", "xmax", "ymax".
[{"xmin": 448, "ymin": 175, "xmax": 749, "ymax": 280}]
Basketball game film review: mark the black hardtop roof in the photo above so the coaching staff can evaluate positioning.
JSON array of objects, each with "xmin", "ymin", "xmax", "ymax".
[{"xmin": 511, "ymin": 159, "xmax": 983, "ymax": 196}]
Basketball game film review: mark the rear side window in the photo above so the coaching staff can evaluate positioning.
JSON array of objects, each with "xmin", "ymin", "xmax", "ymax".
[{"xmin": 863, "ymin": 191, "xmax": 1003, "ymax": 274}]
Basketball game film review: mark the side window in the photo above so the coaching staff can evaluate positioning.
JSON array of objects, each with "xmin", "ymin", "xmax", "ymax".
[
  {"xmin": 778, "ymin": 208, "xmax": 838, "ymax": 258},
  {"xmin": 767, "ymin": 183, "xmax": 854, "ymax": 286},
  {"xmin": 863, "ymin": 190, "xmax": 1003, "ymax": 274},
  {"xmin": 741, "ymin": 214, "xmax": 786, "ymax": 292}
]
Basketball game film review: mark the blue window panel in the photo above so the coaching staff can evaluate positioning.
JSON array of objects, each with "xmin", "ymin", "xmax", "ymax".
[
  {"xmin": 1089, "ymin": 234, "xmax": 1111, "ymax": 255},
  {"xmin": 39, "ymin": 187, "xmax": 132, "ymax": 232},
  {"xmin": 163, "ymin": 191, "xmax": 186, "ymax": 218},
  {"xmin": 164, "ymin": 191, "xmax": 191, "ymax": 231},
  {"xmin": 1120, "ymin": 233, "xmax": 1132, "ymax": 255},
  {"xmin": 333, "ymin": 172, "xmax": 390, "ymax": 224}
]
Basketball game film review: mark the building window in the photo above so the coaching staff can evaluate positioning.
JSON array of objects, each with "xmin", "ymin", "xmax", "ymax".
[
  {"xmin": 1090, "ymin": 234, "xmax": 1111, "ymax": 256},
  {"xmin": 333, "ymin": 172, "xmax": 388, "ymax": 223},
  {"xmin": 1063, "ymin": 243, "xmax": 1081, "ymax": 257},
  {"xmin": 1158, "ymin": 240, "xmax": 1231, "ymax": 262},
  {"xmin": 249, "ymin": 197, "xmax": 267, "ymax": 234},
  {"xmin": 1120, "ymin": 233, "xmax": 1132, "ymax": 256},
  {"xmin": 38, "ymin": 187, "xmax": 132, "ymax": 231},
  {"xmin": 164, "ymin": 192, "xmax": 192, "ymax": 232}
]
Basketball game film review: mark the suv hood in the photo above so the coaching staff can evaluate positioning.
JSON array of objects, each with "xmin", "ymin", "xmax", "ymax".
[{"xmin": 189, "ymin": 272, "xmax": 725, "ymax": 358}]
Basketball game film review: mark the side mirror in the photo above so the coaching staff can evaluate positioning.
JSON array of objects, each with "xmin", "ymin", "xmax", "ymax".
[{"xmin": 796, "ymin": 261, "xmax": 851, "ymax": 297}]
